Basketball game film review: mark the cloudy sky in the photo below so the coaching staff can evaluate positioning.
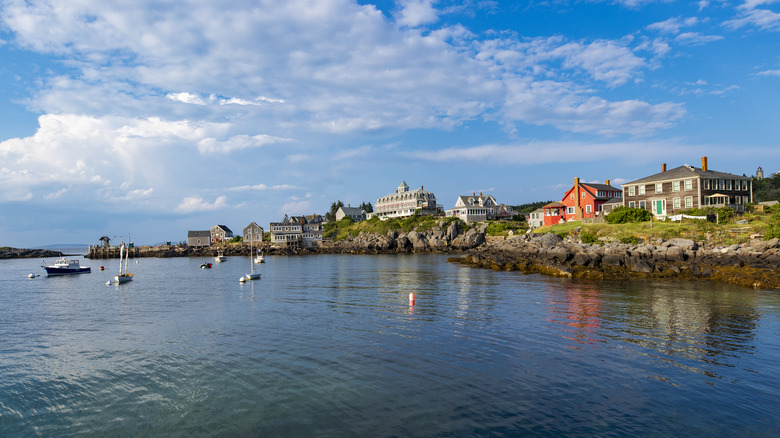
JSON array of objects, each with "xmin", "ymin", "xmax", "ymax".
[{"xmin": 1, "ymin": 0, "xmax": 778, "ymax": 247}]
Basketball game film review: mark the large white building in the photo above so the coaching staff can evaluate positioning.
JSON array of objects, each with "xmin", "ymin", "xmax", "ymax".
[
  {"xmin": 369, "ymin": 181, "xmax": 440, "ymax": 220},
  {"xmin": 445, "ymin": 193, "xmax": 499, "ymax": 223}
]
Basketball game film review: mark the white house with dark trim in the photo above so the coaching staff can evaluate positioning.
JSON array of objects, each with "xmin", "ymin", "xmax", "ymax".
[{"xmin": 445, "ymin": 193, "xmax": 499, "ymax": 223}]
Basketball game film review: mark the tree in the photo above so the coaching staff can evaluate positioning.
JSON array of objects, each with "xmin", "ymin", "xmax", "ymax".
[
  {"xmin": 326, "ymin": 200, "xmax": 344, "ymax": 221},
  {"xmin": 360, "ymin": 201, "xmax": 373, "ymax": 213}
]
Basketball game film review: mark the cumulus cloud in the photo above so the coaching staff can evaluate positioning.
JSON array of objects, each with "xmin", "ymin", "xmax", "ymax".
[
  {"xmin": 395, "ymin": 0, "xmax": 440, "ymax": 27},
  {"xmin": 166, "ymin": 92, "xmax": 207, "ymax": 105},
  {"xmin": 756, "ymin": 69, "xmax": 780, "ymax": 76}
]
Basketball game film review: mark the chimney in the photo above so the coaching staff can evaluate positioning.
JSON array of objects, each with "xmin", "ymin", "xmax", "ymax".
[
  {"xmin": 421, "ymin": 185, "xmax": 423, "ymax": 190},
  {"xmin": 348, "ymin": 204, "xmax": 350, "ymax": 207},
  {"xmin": 702, "ymin": 156, "xmax": 708, "ymax": 171},
  {"xmin": 473, "ymin": 192, "xmax": 475, "ymax": 196},
  {"xmin": 661, "ymin": 163, "xmax": 667, "ymax": 172},
  {"xmin": 480, "ymin": 192, "xmax": 482, "ymax": 196},
  {"xmin": 605, "ymin": 179, "xmax": 610, "ymax": 186}
]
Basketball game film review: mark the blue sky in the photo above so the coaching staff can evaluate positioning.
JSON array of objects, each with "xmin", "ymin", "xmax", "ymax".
[{"xmin": 1, "ymin": 0, "xmax": 779, "ymax": 247}]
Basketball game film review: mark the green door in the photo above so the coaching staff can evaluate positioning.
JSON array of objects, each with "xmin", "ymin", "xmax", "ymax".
[{"xmin": 654, "ymin": 200, "xmax": 665, "ymax": 215}]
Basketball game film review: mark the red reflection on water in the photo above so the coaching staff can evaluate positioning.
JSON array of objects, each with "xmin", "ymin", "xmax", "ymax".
[{"xmin": 547, "ymin": 284, "xmax": 603, "ymax": 347}]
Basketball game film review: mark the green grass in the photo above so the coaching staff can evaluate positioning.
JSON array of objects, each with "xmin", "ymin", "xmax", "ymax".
[{"xmin": 533, "ymin": 212, "xmax": 772, "ymax": 245}]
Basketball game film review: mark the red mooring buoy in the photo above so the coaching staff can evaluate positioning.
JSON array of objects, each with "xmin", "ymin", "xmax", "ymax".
[{"xmin": 409, "ymin": 292, "xmax": 415, "ymax": 305}]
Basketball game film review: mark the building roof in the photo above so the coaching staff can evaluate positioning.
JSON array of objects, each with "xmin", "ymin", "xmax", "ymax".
[
  {"xmin": 625, "ymin": 164, "xmax": 750, "ymax": 185},
  {"xmin": 188, "ymin": 230, "xmax": 210, "ymax": 237},
  {"xmin": 244, "ymin": 222, "xmax": 262, "ymax": 229},
  {"xmin": 602, "ymin": 197, "xmax": 623, "ymax": 205},
  {"xmin": 211, "ymin": 224, "xmax": 232, "ymax": 233},
  {"xmin": 338, "ymin": 206, "xmax": 365, "ymax": 216},
  {"xmin": 581, "ymin": 182, "xmax": 621, "ymax": 192},
  {"xmin": 543, "ymin": 201, "xmax": 566, "ymax": 208}
]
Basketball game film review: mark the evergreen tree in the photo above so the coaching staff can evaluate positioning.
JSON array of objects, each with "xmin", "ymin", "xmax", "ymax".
[{"xmin": 360, "ymin": 201, "xmax": 374, "ymax": 213}]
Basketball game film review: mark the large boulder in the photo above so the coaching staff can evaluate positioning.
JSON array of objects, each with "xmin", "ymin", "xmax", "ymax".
[
  {"xmin": 446, "ymin": 221, "xmax": 462, "ymax": 241},
  {"xmin": 537, "ymin": 233, "xmax": 563, "ymax": 248}
]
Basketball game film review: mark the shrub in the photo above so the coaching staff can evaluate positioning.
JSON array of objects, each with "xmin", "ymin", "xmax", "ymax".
[
  {"xmin": 605, "ymin": 207, "xmax": 653, "ymax": 224},
  {"xmin": 620, "ymin": 235, "xmax": 642, "ymax": 245},
  {"xmin": 765, "ymin": 209, "xmax": 780, "ymax": 240},
  {"xmin": 580, "ymin": 231, "xmax": 600, "ymax": 245}
]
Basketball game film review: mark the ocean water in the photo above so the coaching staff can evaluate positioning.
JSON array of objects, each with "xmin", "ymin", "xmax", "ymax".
[{"xmin": 1, "ymin": 253, "xmax": 778, "ymax": 437}]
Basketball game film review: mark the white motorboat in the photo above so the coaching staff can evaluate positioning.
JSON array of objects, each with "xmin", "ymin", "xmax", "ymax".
[
  {"xmin": 215, "ymin": 250, "xmax": 227, "ymax": 263},
  {"xmin": 254, "ymin": 249, "xmax": 265, "ymax": 264},
  {"xmin": 42, "ymin": 258, "xmax": 91, "ymax": 276}
]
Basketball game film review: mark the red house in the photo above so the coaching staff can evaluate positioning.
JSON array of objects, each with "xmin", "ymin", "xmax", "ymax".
[{"xmin": 543, "ymin": 178, "xmax": 622, "ymax": 226}]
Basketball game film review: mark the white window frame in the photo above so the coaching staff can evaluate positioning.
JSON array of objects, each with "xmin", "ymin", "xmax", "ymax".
[
  {"xmin": 639, "ymin": 185, "xmax": 646, "ymax": 195},
  {"xmin": 629, "ymin": 186, "xmax": 635, "ymax": 196},
  {"xmin": 673, "ymin": 197, "xmax": 680, "ymax": 209},
  {"xmin": 685, "ymin": 179, "xmax": 692, "ymax": 191},
  {"xmin": 672, "ymin": 181, "xmax": 680, "ymax": 192},
  {"xmin": 685, "ymin": 196, "xmax": 693, "ymax": 208},
  {"xmin": 629, "ymin": 201, "xmax": 635, "ymax": 208},
  {"xmin": 656, "ymin": 183, "xmax": 663, "ymax": 194},
  {"xmin": 586, "ymin": 205, "xmax": 592, "ymax": 213}
]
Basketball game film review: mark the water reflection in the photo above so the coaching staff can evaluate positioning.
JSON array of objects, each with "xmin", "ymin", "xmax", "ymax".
[{"xmin": 546, "ymin": 280, "xmax": 763, "ymax": 383}]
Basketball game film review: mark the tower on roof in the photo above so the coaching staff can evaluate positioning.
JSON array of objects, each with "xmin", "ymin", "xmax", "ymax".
[{"xmin": 398, "ymin": 180, "xmax": 409, "ymax": 193}]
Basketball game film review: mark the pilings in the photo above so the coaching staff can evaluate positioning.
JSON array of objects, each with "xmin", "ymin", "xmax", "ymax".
[{"xmin": 87, "ymin": 245, "xmax": 140, "ymax": 259}]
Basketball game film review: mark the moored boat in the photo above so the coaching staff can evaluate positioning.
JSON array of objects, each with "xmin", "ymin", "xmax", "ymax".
[{"xmin": 42, "ymin": 259, "xmax": 91, "ymax": 276}]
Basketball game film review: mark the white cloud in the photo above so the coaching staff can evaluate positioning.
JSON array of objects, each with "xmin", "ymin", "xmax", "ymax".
[
  {"xmin": 724, "ymin": 1, "xmax": 780, "ymax": 31},
  {"xmin": 395, "ymin": 0, "xmax": 440, "ymax": 27},
  {"xmin": 175, "ymin": 195, "xmax": 229, "ymax": 213},
  {"xmin": 675, "ymin": 32, "xmax": 724, "ymax": 45},
  {"xmin": 404, "ymin": 140, "xmax": 701, "ymax": 165},
  {"xmin": 0, "ymin": 0, "xmax": 683, "ymax": 138},
  {"xmin": 166, "ymin": 92, "xmax": 207, "ymax": 105},
  {"xmin": 196, "ymin": 134, "xmax": 294, "ymax": 154},
  {"xmin": 280, "ymin": 199, "xmax": 313, "ymax": 216},
  {"xmin": 647, "ymin": 17, "xmax": 699, "ymax": 34},
  {"xmin": 756, "ymin": 69, "xmax": 780, "ymax": 76}
]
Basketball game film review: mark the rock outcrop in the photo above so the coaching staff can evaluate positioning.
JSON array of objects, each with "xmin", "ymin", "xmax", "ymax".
[
  {"xmin": 0, "ymin": 247, "xmax": 64, "ymax": 259},
  {"xmin": 449, "ymin": 233, "xmax": 780, "ymax": 289}
]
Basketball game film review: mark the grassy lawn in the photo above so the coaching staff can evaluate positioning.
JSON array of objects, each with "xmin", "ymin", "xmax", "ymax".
[{"xmin": 533, "ymin": 211, "xmax": 773, "ymax": 246}]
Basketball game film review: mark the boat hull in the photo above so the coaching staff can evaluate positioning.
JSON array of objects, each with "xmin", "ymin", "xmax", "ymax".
[{"xmin": 44, "ymin": 267, "xmax": 91, "ymax": 276}]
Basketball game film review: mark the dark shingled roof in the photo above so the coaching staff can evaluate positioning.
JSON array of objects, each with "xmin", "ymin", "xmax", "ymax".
[{"xmin": 625, "ymin": 165, "xmax": 749, "ymax": 185}]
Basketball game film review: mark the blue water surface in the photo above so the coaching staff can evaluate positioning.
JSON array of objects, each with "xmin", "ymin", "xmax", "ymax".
[{"xmin": 1, "ymin": 253, "xmax": 778, "ymax": 437}]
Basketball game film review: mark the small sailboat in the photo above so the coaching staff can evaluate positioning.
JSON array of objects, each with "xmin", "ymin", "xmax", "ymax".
[
  {"xmin": 241, "ymin": 240, "xmax": 261, "ymax": 282},
  {"xmin": 114, "ymin": 242, "xmax": 133, "ymax": 284}
]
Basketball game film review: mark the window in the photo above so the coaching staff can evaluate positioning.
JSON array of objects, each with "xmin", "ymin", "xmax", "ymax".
[
  {"xmin": 629, "ymin": 201, "xmax": 635, "ymax": 208},
  {"xmin": 673, "ymin": 197, "xmax": 680, "ymax": 209},
  {"xmin": 571, "ymin": 193, "xmax": 575, "ymax": 200},
  {"xmin": 639, "ymin": 200, "xmax": 646, "ymax": 209},
  {"xmin": 567, "ymin": 207, "xmax": 575, "ymax": 214},
  {"xmin": 673, "ymin": 181, "xmax": 680, "ymax": 192},
  {"xmin": 685, "ymin": 196, "xmax": 693, "ymax": 208},
  {"xmin": 726, "ymin": 180, "xmax": 732, "ymax": 190},
  {"xmin": 719, "ymin": 179, "xmax": 725, "ymax": 190},
  {"xmin": 629, "ymin": 186, "xmax": 635, "ymax": 196},
  {"xmin": 655, "ymin": 183, "xmax": 663, "ymax": 193},
  {"xmin": 744, "ymin": 196, "xmax": 750, "ymax": 204},
  {"xmin": 586, "ymin": 205, "xmax": 592, "ymax": 213},
  {"xmin": 685, "ymin": 179, "xmax": 692, "ymax": 191},
  {"xmin": 582, "ymin": 192, "xmax": 586, "ymax": 199},
  {"xmin": 639, "ymin": 185, "xmax": 646, "ymax": 195}
]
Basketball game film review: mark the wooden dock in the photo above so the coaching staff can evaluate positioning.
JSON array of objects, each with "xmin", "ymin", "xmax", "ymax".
[{"xmin": 87, "ymin": 245, "xmax": 140, "ymax": 259}]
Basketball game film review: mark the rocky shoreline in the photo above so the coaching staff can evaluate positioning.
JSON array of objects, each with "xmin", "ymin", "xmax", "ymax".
[
  {"xmin": 9, "ymin": 219, "xmax": 780, "ymax": 288},
  {"xmin": 0, "ymin": 248, "xmax": 64, "ymax": 259},
  {"xmin": 448, "ymin": 232, "xmax": 780, "ymax": 289}
]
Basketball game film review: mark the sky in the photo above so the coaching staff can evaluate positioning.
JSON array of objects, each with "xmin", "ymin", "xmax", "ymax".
[{"xmin": 1, "ymin": 0, "xmax": 779, "ymax": 247}]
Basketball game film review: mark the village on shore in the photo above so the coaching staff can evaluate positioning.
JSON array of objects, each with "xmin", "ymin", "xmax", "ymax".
[{"xmin": 164, "ymin": 156, "xmax": 774, "ymax": 252}]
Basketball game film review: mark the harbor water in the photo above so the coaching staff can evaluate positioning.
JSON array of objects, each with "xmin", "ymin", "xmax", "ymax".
[{"xmin": 1, "ymin": 253, "xmax": 778, "ymax": 436}]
